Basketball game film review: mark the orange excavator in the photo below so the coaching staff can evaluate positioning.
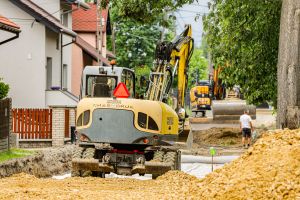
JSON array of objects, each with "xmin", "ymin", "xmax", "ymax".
[{"xmin": 190, "ymin": 67, "xmax": 256, "ymax": 120}]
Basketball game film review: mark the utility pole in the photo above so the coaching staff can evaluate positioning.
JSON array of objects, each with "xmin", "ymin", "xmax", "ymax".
[
  {"xmin": 111, "ymin": 22, "xmax": 116, "ymax": 55},
  {"xmin": 96, "ymin": 0, "xmax": 103, "ymax": 65}
]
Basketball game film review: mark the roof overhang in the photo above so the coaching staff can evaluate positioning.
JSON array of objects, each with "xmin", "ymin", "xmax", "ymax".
[
  {"xmin": 9, "ymin": 0, "xmax": 77, "ymax": 37},
  {"xmin": 0, "ymin": 14, "xmax": 21, "ymax": 45},
  {"xmin": 106, "ymin": 50, "xmax": 116, "ymax": 59},
  {"xmin": 0, "ymin": 23, "xmax": 21, "ymax": 34},
  {"xmin": 0, "ymin": 14, "xmax": 21, "ymax": 33}
]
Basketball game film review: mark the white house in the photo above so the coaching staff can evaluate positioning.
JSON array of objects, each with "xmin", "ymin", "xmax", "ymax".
[{"xmin": 0, "ymin": 0, "xmax": 89, "ymax": 108}]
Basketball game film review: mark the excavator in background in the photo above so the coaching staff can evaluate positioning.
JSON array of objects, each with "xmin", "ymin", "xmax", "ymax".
[
  {"xmin": 71, "ymin": 25, "xmax": 194, "ymax": 179},
  {"xmin": 189, "ymin": 67, "xmax": 256, "ymax": 120},
  {"xmin": 189, "ymin": 80, "xmax": 213, "ymax": 117},
  {"xmin": 211, "ymin": 67, "xmax": 256, "ymax": 120}
]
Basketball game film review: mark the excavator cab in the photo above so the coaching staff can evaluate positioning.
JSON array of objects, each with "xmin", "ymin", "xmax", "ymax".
[{"xmin": 80, "ymin": 66, "xmax": 135, "ymax": 99}]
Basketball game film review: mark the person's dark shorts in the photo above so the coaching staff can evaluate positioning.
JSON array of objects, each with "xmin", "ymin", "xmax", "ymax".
[{"xmin": 242, "ymin": 128, "xmax": 251, "ymax": 138}]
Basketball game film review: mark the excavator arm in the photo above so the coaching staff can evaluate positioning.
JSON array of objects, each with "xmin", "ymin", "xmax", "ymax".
[
  {"xmin": 146, "ymin": 25, "xmax": 194, "ymax": 113},
  {"xmin": 170, "ymin": 25, "xmax": 194, "ymax": 111}
]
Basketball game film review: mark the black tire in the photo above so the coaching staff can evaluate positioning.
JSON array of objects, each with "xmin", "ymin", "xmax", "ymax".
[
  {"xmin": 81, "ymin": 148, "xmax": 96, "ymax": 177},
  {"xmin": 152, "ymin": 151, "xmax": 165, "ymax": 162},
  {"xmin": 71, "ymin": 147, "xmax": 84, "ymax": 177},
  {"xmin": 163, "ymin": 152, "xmax": 176, "ymax": 169}
]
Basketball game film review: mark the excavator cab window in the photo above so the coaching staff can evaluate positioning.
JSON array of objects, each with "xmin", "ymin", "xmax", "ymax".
[
  {"xmin": 121, "ymin": 69, "xmax": 135, "ymax": 97},
  {"xmin": 137, "ymin": 112, "xmax": 159, "ymax": 131},
  {"xmin": 138, "ymin": 112, "xmax": 147, "ymax": 128},
  {"xmin": 148, "ymin": 116, "xmax": 158, "ymax": 131},
  {"xmin": 86, "ymin": 75, "xmax": 117, "ymax": 97}
]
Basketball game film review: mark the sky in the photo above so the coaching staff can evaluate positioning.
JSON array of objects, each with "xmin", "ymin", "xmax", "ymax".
[{"xmin": 175, "ymin": 0, "xmax": 210, "ymax": 48}]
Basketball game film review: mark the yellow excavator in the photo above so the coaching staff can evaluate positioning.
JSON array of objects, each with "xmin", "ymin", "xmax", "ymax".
[
  {"xmin": 72, "ymin": 25, "xmax": 194, "ymax": 178},
  {"xmin": 190, "ymin": 80, "xmax": 213, "ymax": 117},
  {"xmin": 190, "ymin": 67, "xmax": 256, "ymax": 120}
]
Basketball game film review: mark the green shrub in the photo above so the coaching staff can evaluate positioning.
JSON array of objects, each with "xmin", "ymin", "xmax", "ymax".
[{"xmin": 0, "ymin": 78, "xmax": 9, "ymax": 99}]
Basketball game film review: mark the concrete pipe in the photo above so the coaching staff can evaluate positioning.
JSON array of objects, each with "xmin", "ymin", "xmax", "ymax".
[{"xmin": 212, "ymin": 100, "xmax": 256, "ymax": 120}]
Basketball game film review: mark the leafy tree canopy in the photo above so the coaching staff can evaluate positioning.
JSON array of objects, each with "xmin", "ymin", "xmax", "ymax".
[
  {"xmin": 203, "ymin": 0, "xmax": 282, "ymax": 106},
  {"xmin": 104, "ymin": 0, "xmax": 193, "ymax": 25},
  {"xmin": 113, "ymin": 20, "xmax": 161, "ymax": 69}
]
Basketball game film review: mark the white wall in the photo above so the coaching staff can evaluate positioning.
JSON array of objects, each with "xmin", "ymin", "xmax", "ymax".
[
  {"xmin": 0, "ymin": 1, "xmax": 46, "ymax": 108},
  {"xmin": 31, "ymin": 0, "xmax": 61, "ymax": 19},
  {"xmin": 46, "ymin": 90, "xmax": 77, "ymax": 107},
  {"xmin": 45, "ymin": 29, "xmax": 60, "ymax": 88},
  {"xmin": 62, "ymin": 11, "xmax": 73, "ymax": 91}
]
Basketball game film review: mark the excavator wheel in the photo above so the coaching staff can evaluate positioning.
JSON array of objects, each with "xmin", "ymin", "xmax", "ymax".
[
  {"xmin": 151, "ymin": 150, "xmax": 179, "ymax": 179},
  {"xmin": 163, "ymin": 152, "xmax": 177, "ymax": 170},
  {"xmin": 81, "ymin": 148, "xmax": 96, "ymax": 177},
  {"xmin": 152, "ymin": 151, "xmax": 165, "ymax": 162},
  {"xmin": 71, "ymin": 147, "xmax": 84, "ymax": 177}
]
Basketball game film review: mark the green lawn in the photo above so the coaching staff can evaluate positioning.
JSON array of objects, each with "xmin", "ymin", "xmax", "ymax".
[{"xmin": 0, "ymin": 148, "xmax": 34, "ymax": 163}]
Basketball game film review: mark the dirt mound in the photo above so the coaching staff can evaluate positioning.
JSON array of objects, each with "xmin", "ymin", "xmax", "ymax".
[
  {"xmin": 193, "ymin": 127, "xmax": 242, "ymax": 147},
  {"xmin": 0, "ymin": 130, "xmax": 299, "ymax": 199},
  {"xmin": 163, "ymin": 129, "xmax": 300, "ymax": 199},
  {"xmin": 0, "ymin": 145, "xmax": 74, "ymax": 178}
]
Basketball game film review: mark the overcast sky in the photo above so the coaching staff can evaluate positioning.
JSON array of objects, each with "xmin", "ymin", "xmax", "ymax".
[{"xmin": 175, "ymin": 0, "xmax": 210, "ymax": 48}]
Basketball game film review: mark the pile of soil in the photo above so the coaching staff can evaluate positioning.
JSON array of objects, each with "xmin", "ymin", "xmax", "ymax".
[
  {"xmin": 159, "ymin": 129, "xmax": 300, "ymax": 199},
  {"xmin": 193, "ymin": 127, "xmax": 243, "ymax": 147},
  {"xmin": 0, "ymin": 145, "xmax": 74, "ymax": 178},
  {"xmin": 0, "ymin": 129, "xmax": 298, "ymax": 199}
]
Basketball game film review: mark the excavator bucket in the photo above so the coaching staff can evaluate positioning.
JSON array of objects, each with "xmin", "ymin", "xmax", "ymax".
[
  {"xmin": 177, "ymin": 120, "xmax": 193, "ymax": 149},
  {"xmin": 212, "ymin": 100, "xmax": 256, "ymax": 121}
]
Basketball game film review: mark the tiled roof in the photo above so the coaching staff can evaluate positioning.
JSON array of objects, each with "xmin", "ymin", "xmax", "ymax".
[
  {"xmin": 0, "ymin": 14, "xmax": 20, "ymax": 33},
  {"xmin": 9, "ymin": 0, "xmax": 76, "ymax": 37},
  {"xmin": 72, "ymin": 3, "xmax": 108, "ymax": 32},
  {"xmin": 75, "ymin": 36, "xmax": 110, "ymax": 66}
]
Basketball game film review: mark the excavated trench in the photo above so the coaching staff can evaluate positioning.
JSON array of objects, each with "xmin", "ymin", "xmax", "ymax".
[{"xmin": 0, "ymin": 145, "xmax": 74, "ymax": 178}]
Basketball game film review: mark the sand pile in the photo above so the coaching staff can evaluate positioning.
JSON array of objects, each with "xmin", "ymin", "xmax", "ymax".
[{"xmin": 159, "ymin": 129, "xmax": 300, "ymax": 199}]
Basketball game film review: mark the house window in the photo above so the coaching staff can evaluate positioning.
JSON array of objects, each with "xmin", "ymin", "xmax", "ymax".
[
  {"xmin": 56, "ymin": 37, "xmax": 60, "ymax": 50},
  {"xmin": 46, "ymin": 57, "xmax": 52, "ymax": 90},
  {"xmin": 62, "ymin": 64, "xmax": 68, "ymax": 89},
  {"xmin": 62, "ymin": 12, "xmax": 68, "ymax": 27}
]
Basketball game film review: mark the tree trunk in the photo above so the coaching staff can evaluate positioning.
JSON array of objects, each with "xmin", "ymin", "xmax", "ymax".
[{"xmin": 277, "ymin": 0, "xmax": 300, "ymax": 129}]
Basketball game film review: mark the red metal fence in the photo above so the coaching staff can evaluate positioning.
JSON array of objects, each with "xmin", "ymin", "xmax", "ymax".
[{"xmin": 12, "ymin": 109, "xmax": 52, "ymax": 139}]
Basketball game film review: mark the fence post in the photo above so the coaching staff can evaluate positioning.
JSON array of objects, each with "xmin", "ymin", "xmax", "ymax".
[{"xmin": 51, "ymin": 106, "xmax": 65, "ymax": 147}]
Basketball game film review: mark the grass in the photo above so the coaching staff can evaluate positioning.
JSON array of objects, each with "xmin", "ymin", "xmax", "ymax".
[{"xmin": 0, "ymin": 148, "xmax": 34, "ymax": 163}]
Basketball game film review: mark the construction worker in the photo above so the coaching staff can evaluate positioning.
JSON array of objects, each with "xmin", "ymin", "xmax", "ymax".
[{"xmin": 240, "ymin": 109, "xmax": 254, "ymax": 148}]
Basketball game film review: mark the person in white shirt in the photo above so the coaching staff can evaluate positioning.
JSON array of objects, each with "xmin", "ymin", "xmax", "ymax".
[{"xmin": 240, "ymin": 109, "xmax": 254, "ymax": 148}]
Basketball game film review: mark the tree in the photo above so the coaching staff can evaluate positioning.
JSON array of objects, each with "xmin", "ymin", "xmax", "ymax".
[
  {"xmin": 188, "ymin": 49, "xmax": 208, "ymax": 89},
  {"xmin": 277, "ymin": 0, "xmax": 300, "ymax": 129},
  {"xmin": 0, "ymin": 79, "xmax": 9, "ymax": 99},
  {"xmin": 86, "ymin": 0, "xmax": 194, "ymax": 26},
  {"xmin": 103, "ymin": 0, "xmax": 193, "ymax": 25},
  {"xmin": 113, "ymin": 20, "xmax": 161, "ymax": 69},
  {"xmin": 203, "ymin": 0, "xmax": 282, "ymax": 106}
]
